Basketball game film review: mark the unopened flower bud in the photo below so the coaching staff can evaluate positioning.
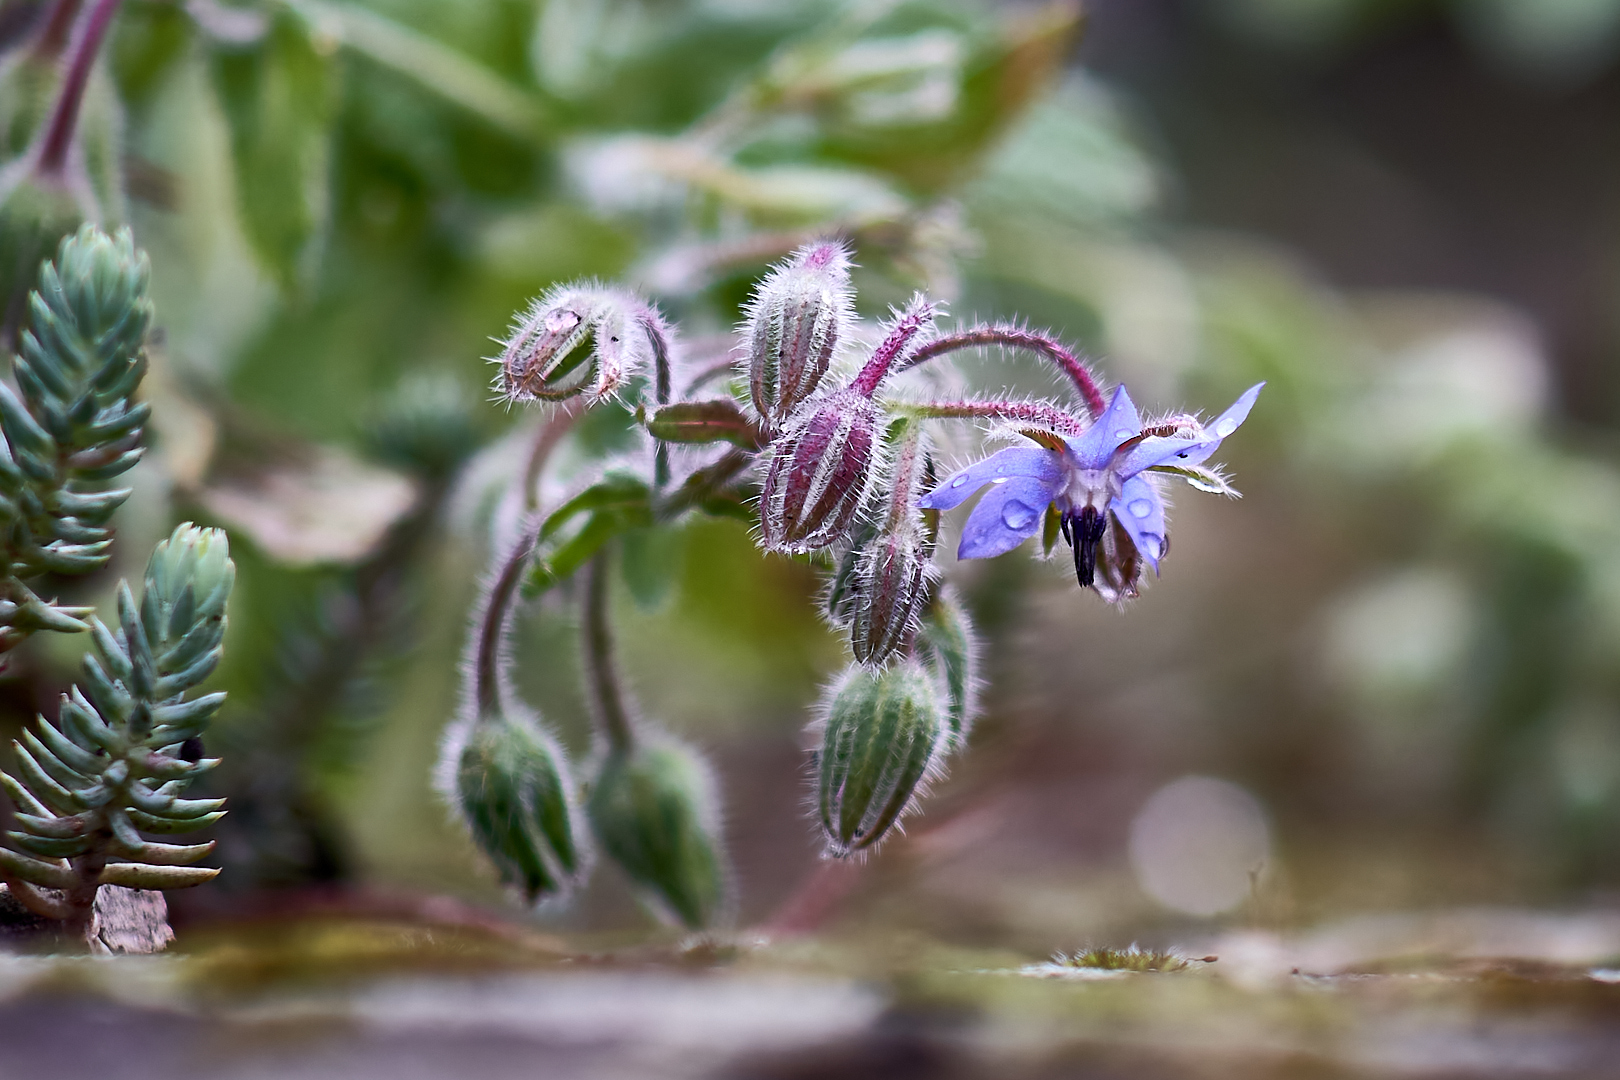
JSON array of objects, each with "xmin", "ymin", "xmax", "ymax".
[
  {"xmin": 742, "ymin": 241, "xmax": 852, "ymax": 431},
  {"xmin": 0, "ymin": 171, "xmax": 83, "ymax": 343},
  {"xmin": 451, "ymin": 713, "xmax": 588, "ymax": 904},
  {"xmin": 761, "ymin": 390, "xmax": 879, "ymax": 552},
  {"xmin": 849, "ymin": 421, "xmax": 936, "ymax": 665},
  {"xmin": 588, "ymin": 738, "xmax": 728, "ymax": 929},
  {"xmin": 815, "ymin": 660, "xmax": 946, "ymax": 856},
  {"xmin": 499, "ymin": 284, "xmax": 663, "ymax": 405},
  {"xmin": 851, "ymin": 531, "xmax": 934, "ymax": 665}
]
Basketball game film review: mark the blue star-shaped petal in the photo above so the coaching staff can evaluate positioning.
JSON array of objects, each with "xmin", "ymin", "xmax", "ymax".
[{"xmin": 919, "ymin": 383, "xmax": 1263, "ymax": 599}]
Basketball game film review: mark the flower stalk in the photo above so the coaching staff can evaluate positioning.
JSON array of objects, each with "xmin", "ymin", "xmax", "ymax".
[
  {"xmin": 582, "ymin": 551, "xmax": 635, "ymax": 754},
  {"xmin": 896, "ymin": 324, "xmax": 1108, "ymax": 419},
  {"xmin": 35, "ymin": 0, "xmax": 120, "ymax": 179}
]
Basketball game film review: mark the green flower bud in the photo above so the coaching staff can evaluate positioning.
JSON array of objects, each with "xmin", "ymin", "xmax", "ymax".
[
  {"xmin": 588, "ymin": 738, "xmax": 728, "ymax": 930},
  {"xmin": 0, "ymin": 169, "xmax": 84, "ymax": 342},
  {"xmin": 451, "ymin": 712, "xmax": 587, "ymax": 905},
  {"xmin": 815, "ymin": 660, "xmax": 946, "ymax": 856},
  {"xmin": 362, "ymin": 372, "xmax": 485, "ymax": 481},
  {"xmin": 912, "ymin": 586, "xmax": 978, "ymax": 751}
]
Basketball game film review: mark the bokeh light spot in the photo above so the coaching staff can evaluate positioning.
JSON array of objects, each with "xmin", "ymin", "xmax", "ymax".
[{"xmin": 1128, "ymin": 776, "xmax": 1271, "ymax": 917}]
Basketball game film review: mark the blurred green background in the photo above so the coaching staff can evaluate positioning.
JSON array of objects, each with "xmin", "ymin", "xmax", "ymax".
[{"xmin": 5, "ymin": 0, "xmax": 1620, "ymax": 951}]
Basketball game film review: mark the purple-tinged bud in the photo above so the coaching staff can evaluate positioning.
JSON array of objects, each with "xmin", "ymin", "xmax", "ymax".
[
  {"xmin": 498, "ymin": 284, "xmax": 662, "ymax": 405},
  {"xmin": 741, "ymin": 241, "xmax": 852, "ymax": 432},
  {"xmin": 815, "ymin": 659, "xmax": 946, "ymax": 857},
  {"xmin": 760, "ymin": 389, "xmax": 879, "ymax": 552},
  {"xmin": 851, "ymin": 531, "xmax": 933, "ymax": 665},
  {"xmin": 848, "ymin": 421, "xmax": 937, "ymax": 666}
]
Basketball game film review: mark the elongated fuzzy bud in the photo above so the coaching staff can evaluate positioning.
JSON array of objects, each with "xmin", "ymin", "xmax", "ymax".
[
  {"xmin": 742, "ymin": 241, "xmax": 851, "ymax": 432},
  {"xmin": 588, "ymin": 738, "xmax": 728, "ymax": 929},
  {"xmin": 851, "ymin": 532, "xmax": 932, "ymax": 665},
  {"xmin": 454, "ymin": 713, "xmax": 586, "ymax": 904},
  {"xmin": 760, "ymin": 390, "xmax": 879, "ymax": 552},
  {"xmin": 850, "ymin": 421, "xmax": 936, "ymax": 665},
  {"xmin": 499, "ymin": 284, "xmax": 665, "ymax": 405},
  {"xmin": 815, "ymin": 660, "xmax": 946, "ymax": 856}
]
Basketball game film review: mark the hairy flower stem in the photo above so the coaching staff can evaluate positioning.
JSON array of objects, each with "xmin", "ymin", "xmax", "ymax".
[
  {"xmin": 35, "ymin": 0, "xmax": 120, "ymax": 178},
  {"xmin": 896, "ymin": 326, "xmax": 1107, "ymax": 420},
  {"xmin": 473, "ymin": 522, "xmax": 542, "ymax": 719},
  {"xmin": 891, "ymin": 399, "xmax": 1087, "ymax": 436},
  {"xmin": 850, "ymin": 300, "xmax": 935, "ymax": 398},
  {"xmin": 521, "ymin": 400, "xmax": 585, "ymax": 514},
  {"xmin": 30, "ymin": 0, "xmax": 82, "ymax": 59},
  {"xmin": 582, "ymin": 553, "xmax": 635, "ymax": 753},
  {"xmin": 641, "ymin": 312, "xmax": 673, "ymax": 488},
  {"xmin": 653, "ymin": 446, "xmax": 752, "ymax": 521}
]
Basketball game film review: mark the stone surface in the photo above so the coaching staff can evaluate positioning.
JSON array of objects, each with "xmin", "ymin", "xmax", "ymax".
[
  {"xmin": 91, "ymin": 886, "xmax": 175, "ymax": 955},
  {"xmin": 0, "ymin": 883, "xmax": 174, "ymax": 953}
]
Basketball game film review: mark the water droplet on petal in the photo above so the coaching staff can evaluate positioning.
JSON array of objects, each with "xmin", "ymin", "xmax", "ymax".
[
  {"xmin": 990, "ymin": 477, "xmax": 1008, "ymax": 485},
  {"xmin": 1129, "ymin": 499, "xmax": 1153, "ymax": 518},
  {"xmin": 1215, "ymin": 418, "xmax": 1238, "ymax": 437},
  {"xmin": 995, "ymin": 463, "xmax": 1008, "ymax": 475},
  {"xmin": 1115, "ymin": 429, "xmax": 1134, "ymax": 440},
  {"xmin": 1001, "ymin": 500, "xmax": 1037, "ymax": 529},
  {"xmin": 951, "ymin": 475, "xmax": 968, "ymax": 488}
]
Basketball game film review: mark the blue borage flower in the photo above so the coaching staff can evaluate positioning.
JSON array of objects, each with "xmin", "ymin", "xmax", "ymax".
[{"xmin": 920, "ymin": 383, "xmax": 1263, "ymax": 601}]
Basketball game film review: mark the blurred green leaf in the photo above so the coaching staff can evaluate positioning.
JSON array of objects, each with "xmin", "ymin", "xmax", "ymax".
[{"xmin": 211, "ymin": 10, "xmax": 336, "ymax": 289}]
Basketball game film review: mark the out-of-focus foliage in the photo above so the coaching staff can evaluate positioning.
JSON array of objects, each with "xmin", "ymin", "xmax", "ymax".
[{"xmin": 1209, "ymin": 0, "xmax": 1620, "ymax": 83}]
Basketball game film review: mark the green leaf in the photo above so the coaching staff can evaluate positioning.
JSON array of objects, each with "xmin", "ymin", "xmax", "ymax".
[
  {"xmin": 0, "ymin": 846, "xmax": 72, "ymax": 888},
  {"xmin": 620, "ymin": 525, "xmax": 686, "ymax": 612},
  {"xmin": 210, "ymin": 10, "xmax": 335, "ymax": 289},
  {"xmin": 645, "ymin": 399, "xmax": 762, "ymax": 449},
  {"xmin": 98, "ymin": 863, "xmax": 221, "ymax": 890}
]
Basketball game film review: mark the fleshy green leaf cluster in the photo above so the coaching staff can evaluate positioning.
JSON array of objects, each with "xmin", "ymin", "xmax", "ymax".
[
  {"xmin": 0, "ymin": 523, "xmax": 234, "ymax": 920},
  {"xmin": 0, "ymin": 224, "xmax": 151, "ymax": 652}
]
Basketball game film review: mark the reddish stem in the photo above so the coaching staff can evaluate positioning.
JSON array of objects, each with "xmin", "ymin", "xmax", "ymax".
[
  {"xmin": 35, "ymin": 0, "xmax": 121, "ymax": 178},
  {"xmin": 473, "ymin": 522, "xmax": 542, "ymax": 720},
  {"xmin": 850, "ymin": 299, "xmax": 936, "ymax": 398},
  {"xmin": 759, "ymin": 859, "xmax": 865, "ymax": 937},
  {"xmin": 521, "ymin": 399, "xmax": 585, "ymax": 514},
  {"xmin": 30, "ymin": 0, "xmax": 81, "ymax": 59},
  {"xmin": 904, "ymin": 398, "xmax": 1086, "ymax": 436},
  {"xmin": 896, "ymin": 325, "xmax": 1107, "ymax": 420}
]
